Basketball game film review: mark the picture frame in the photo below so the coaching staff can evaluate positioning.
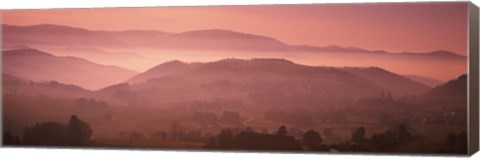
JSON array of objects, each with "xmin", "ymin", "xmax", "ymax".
[{"xmin": 1, "ymin": 1, "xmax": 479, "ymax": 157}]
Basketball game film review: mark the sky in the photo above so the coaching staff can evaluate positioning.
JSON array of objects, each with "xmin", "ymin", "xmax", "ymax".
[{"xmin": 2, "ymin": 2, "xmax": 469, "ymax": 55}]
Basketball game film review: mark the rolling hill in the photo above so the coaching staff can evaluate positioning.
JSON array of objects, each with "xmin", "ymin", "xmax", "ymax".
[
  {"xmin": 2, "ymin": 49, "xmax": 138, "ymax": 90},
  {"xmin": 342, "ymin": 67, "xmax": 431, "ymax": 97},
  {"xmin": 110, "ymin": 58, "xmax": 433, "ymax": 107},
  {"xmin": 2, "ymin": 73, "xmax": 91, "ymax": 98},
  {"xmin": 422, "ymin": 74, "xmax": 467, "ymax": 99},
  {"xmin": 403, "ymin": 74, "xmax": 444, "ymax": 88}
]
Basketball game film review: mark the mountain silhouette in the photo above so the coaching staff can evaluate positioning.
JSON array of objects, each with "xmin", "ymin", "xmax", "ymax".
[
  {"xmin": 3, "ymin": 24, "xmax": 126, "ymax": 47},
  {"xmin": 155, "ymin": 29, "xmax": 290, "ymax": 51},
  {"xmin": 3, "ymin": 24, "xmax": 466, "ymax": 81},
  {"xmin": 423, "ymin": 74, "xmax": 467, "ymax": 99},
  {"xmin": 94, "ymin": 29, "xmax": 172, "ymax": 47},
  {"xmin": 3, "ymin": 49, "xmax": 138, "ymax": 90},
  {"xmin": 2, "ymin": 73, "xmax": 91, "ymax": 98},
  {"xmin": 2, "ymin": 73, "xmax": 27, "ymax": 83},
  {"xmin": 342, "ymin": 67, "xmax": 431, "ymax": 97},
  {"xmin": 128, "ymin": 60, "xmax": 198, "ymax": 83},
  {"xmin": 116, "ymin": 58, "xmax": 437, "ymax": 107},
  {"xmin": 403, "ymin": 74, "xmax": 444, "ymax": 88},
  {"xmin": 174, "ymin": 29, "xmax": 281, "ymax": 40},
  {"xmin": 290, "ymin": 44, "xmax": 373, "ymax": 53},
  {"xmin": 2, "ymin": 24, "xmax": 466, "ymax": 58},
  {"xmin": 408, "ymin": 74, "xmax": 467, "ymax": 109},
  {"xmin": 3, "ymin": 24, "xmax": 92, "ymax": 35},
  {"xmin": 397, "ymin": 50, "xmax": 466, "ymax": 60},
  {"xmin": 45, "ymin": 47, "xmax": 158, "ymax": 71},
  {"xmin": 119, "ymin": 58, "xmax": 383, "ymax": 106}
]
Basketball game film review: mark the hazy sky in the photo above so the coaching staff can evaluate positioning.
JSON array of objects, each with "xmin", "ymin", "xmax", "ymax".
[{"xmin": 2, "ymin": 2, "xmax": 468, "ymax": 55}]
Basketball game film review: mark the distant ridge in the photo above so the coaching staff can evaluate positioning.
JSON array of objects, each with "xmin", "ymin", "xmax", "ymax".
[
  {"xmin": 2, "ymin": 23, "xmax": 466, "ymax": 58},
  {"xmin": 3, "ymin": 23, "xmax": 467, "ymax": 81}
]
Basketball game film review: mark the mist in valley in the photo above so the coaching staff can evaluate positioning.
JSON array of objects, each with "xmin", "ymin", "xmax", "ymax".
[{"xmin": 1, "ymin": 3, "xmax": 470, "ymax": 153}]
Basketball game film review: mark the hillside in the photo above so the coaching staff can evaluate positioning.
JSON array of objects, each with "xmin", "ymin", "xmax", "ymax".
[
  {"xmin": 403, "ymin": 74, "xmax": 444, "ymax": 88},
  {"xmin": 2, "ymin": 74, "xmax": 91, "ymax": 98},
  {"xmin": 342, "ymin": 67, "xmax": 431, "ymax": 97},
  {"xmin": 2, "ymin": 49, "xmax": 138, "ymax": 90},
  {"xmin": 422, "ymin": 74, "xmax": 467, "ymax": 99},
  {"xmin": 114, "ymin": 59, "xmax": 434, "ymax": 107}
]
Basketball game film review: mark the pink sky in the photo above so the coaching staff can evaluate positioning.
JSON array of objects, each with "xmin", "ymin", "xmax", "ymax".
[{"xmin": 2, "ymin": 2, "xmax": 468, "ymax": 55}]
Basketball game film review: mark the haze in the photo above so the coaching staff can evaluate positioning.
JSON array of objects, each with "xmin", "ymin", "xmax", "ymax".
[
  {"xmin": 3, "ymin": 2, "xmax": 468, "ymax": 55},
  {"xmin": 2, "ymin": 2, "xmax": 470, "ymax": 154}
]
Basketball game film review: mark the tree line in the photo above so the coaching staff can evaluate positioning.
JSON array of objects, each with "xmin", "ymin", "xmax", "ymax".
[
  {"xmin": 3, "ymin": 118, "xmax": 466, "ymax": 154},
  {"xmin": 3, "ymin": 115, "xmax": 92, "ymax": 147},
  {"xmin": 201, "ymin": 124, "xmax": 466, "ymax": 154}
]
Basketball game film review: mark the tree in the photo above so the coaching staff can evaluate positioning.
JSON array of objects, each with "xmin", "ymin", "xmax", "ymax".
[
  {"xmin": 67, "ymin": 115, "xmax": 93, "ymax": 146},
  {"xmin": 3, "ymin": 131, "xmax": 21, "ymax": 145},
  {"xmin": 396, "ymin": 124, "xmax": 412, "ymax": 142},
  {"xmin": 445, "ymin": 132, "xmax": 456, "ymax": 149},
  {"xmin": 218, "ymin": 128, "xmax": 234, "ymax": 147},
  {"xmin": 370, "ymin": 133, "xmax": 389, "ymax": 149},
  {"xmin": 351, "ymin": 126, "xmax": 366, "ymax": 145},
  {"xmin": 21, "ymin": 115, "xmax": 92, "ymax": 146},
  {"xmin": 185, "ymin": 131, "xmax": 203, "ymax": 142},
  {"xmin": 275, "ymin": 125, "xmax": 288, "ymax": 136},
  {"xmin": 233, "ymin": 132, "xmax": 303, "ymax": 151},
  {"xmin": 169, "ymin": 120, "xmax": 185, "ymax": 141},
  {"xmin": 204, "ymin": 136, "xmax": 217, "ymax": 149},
  {"xmin": 261, "ymin": 128, "xmax": 269, "ymax": 134},
  {"xmin": 457, "ymin": 131, "xmax": 468, "ymax": 154},
  {"xmin": 23, "ymin": 122, "xmax": 66, "ymax": 146},
  {"xmin": 151, "ymin": 131, "xmax": 168, "ymax": 141},
  {"xmin": 303, "ymin": 130, "xmax": 322, "ymax": 150},
  {"xmin": 444, "ymin": 131, "xmax": 467, "ymax": 154}
]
